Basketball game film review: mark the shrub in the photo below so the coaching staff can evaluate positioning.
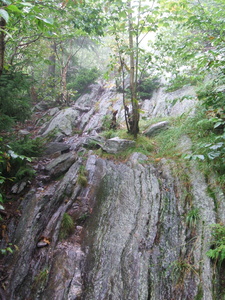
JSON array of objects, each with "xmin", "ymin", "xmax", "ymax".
[
  {"xmin": 196, "ymin": 79, "xmax": 225, "ymax": 115},
  {"xmin": 36, "ymin": 76, "xmax": 61, "ymax": 104},
  {"xmin": 0, "ymin": 139, "xmax": 33, "ymax": 201},
  {"xmin": 206, "ymin": 223, "xmax": 225, "ymax": 267},
  {"xmin": 0, "ymin": 69, "xmax": 32, "ymax": 131},
  {"xmin": 15, "ymin": 165, "xmax": 36, "ymax": 181},
  {"xmin": 67, "ymin": 67, "xmax": 100, "ymax": 100},
  {"xmin": 9, "ymin": 136, "xmax": 44, "ymax": 157},
  {"xmin": 102, "ymin": 115, "xmax": 112, "ymax": 131},
  {"xmin": 137, "ymin": 76, "xmax": 160, "ymax": 100},
  {"xmin": 166, "ymin": 74, "xmax": 199, "ymax": 92}
]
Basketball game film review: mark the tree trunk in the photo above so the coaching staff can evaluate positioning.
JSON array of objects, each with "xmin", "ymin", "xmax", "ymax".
[
  {"xmin": 48, "ymin": 41, "xmax": 57, "ymax": 86},
  {"xmin": 61, "ymin": 64, "xmax": 68, "ymax": 103},
  {"xmin": 0, "ymin": 17, "xmax": 6, "ymax": 76},
  {"xmin": 120, "ymin": 58, "xmax": 130, "ymax": 132},
  {"xmin": 127, "ymin": 0, "xmax": 139, "ymax": 138}
]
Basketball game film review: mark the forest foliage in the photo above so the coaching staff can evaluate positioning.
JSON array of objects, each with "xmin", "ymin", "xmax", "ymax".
[{"xmin": 0, "ymin": 0, "xmax": 225, "ymax": 209}]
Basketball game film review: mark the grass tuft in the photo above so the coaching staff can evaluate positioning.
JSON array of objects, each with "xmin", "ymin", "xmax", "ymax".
[{"xmin": 59, "ymin": 213, "xmax": 74, "ymax": 240}]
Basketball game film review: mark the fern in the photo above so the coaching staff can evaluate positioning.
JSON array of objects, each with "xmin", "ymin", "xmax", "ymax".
[{"xmin": 206, "ymin": 224, "xmax": 225, "ymax": 267}]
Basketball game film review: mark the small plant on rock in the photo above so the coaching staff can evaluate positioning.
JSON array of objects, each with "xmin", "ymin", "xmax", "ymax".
[
  {"xmin": 171, "ymin": 258, "xmax": 198, "ymax": 289},
  {"xmin": 33, "ymin": 267, "xmax": 49, "ymax": 290},
  {"xmin": 0, "ymin": 243, "xmax": 17, "ymax": 255},
  {"xmin": 102, "ymin": 115, "xmax": 112, "ymax": 131},
  {"xmin": 77, "ymin": 165, "xmax": 88, "ymax": 187},
  {"xmin": 186, "ymin": 208, "xmax": 200, "ymax": 229},
  {"xmin": 59, "ymin": 213, "xmax": 74, "ymax": 240}
]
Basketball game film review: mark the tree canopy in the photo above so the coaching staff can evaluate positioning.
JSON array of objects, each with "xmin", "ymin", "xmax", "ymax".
[{"xmin": 0, "ymin": 0, "xmax": 224, "ymax": 134}]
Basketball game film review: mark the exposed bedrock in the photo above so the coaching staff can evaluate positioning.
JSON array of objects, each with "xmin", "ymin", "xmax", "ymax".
[
  {"xmin": 3, "ymin": 82, "xmax": 224, "ymax": 300},
  {"xmin": 5, "ymin": 152, "xmax": 219, "ymax": 300}
]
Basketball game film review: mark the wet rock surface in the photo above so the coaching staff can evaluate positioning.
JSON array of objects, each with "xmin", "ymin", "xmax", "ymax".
[{"xmin": 2, "ymin": 81, "xmax": 224, "ymax": 300}]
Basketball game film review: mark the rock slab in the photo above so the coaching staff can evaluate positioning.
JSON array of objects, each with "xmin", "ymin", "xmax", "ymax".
[{"xmin": 102, "ymin": 137, "xmax": 135, "ymax": 154}]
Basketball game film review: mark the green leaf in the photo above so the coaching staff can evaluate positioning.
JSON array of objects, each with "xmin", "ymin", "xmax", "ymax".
[
  {"xmin": 183, "ymin": 154, "xmax": 205, "ymax": 161},
  {"xmin": 206, "ymin": 248, "xmax": 216, "ymax": 259},
  {"xmin": 8, "ymin": 150, "xmax": 32, "ymax": 162},
  {"xmin": 0, "ymin": 8, "xmax": 9, "ymax": 22},
  {"xmin": 209, "ymin": 143, "xmax": 223, "ymax": 150},
  {"xmin": 191, "ymin": 154, "xmax": 205, "ymax": 161},
  {"xmin": 6, "ymin": 5, "xmax": 22, "ymax": 14},
  {"xmin": 207, "ymin": 152, "xmax": 221, "ymax": 160},
  {"xmin": 6, "ymin": 247, "xmax": 13, "ymax": 253},
  {"xmin": 118, "ymin": 11, "xmax": 127, "ymax": 18},
  {"xmin": 0, "ymin": 27, "xmax": 13, "ymax": 39},
  {"xmin": 2, "ymin": 0, "xmax": 11, "ymax": 4},
  {"xmin": 40, "ymin": 17, "xmax": 54, "ymax": 25},
  {"xmin": 19, "ymin": 2, "xmax": 33, "ymax": 7},
  {"xmin": 214, "ymin": 121, "xmax": 224, "ymax": 128}
]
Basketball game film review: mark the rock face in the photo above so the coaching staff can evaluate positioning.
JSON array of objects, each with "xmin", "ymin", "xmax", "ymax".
[
  {"xmin": 3, "ymin": 81, "xmax": 224, "ymax": 300},
  {"xmin": 142, "ymin": 85, "xmax": 196, "ymax": 118},
  {"xmin": 39, "ymin": 108, "xmax": 79, "ymax": 136},
  {"xmin": 44, "ymin": 152, "xmax": 77, "ymax": 178},
  {"xmin": 5, "ymin": 153, "xmax": 221, "ymax": 300}
]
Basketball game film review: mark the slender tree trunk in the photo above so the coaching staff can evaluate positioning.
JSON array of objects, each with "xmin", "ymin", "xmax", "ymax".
[
  {"xmin": 61, "ymin": 52, "xmax": 72, "ymax": 104},
  {"xmin": 120, "ymin": 58, "xmax": 130, "ymax": 132},
  {"xmin": 58, "ymin": 39, "xmax": 84, "ymax": 104},
  {"xmin": 48, "ymin": 41, "xmax": 57, "ymax": 86},
  {"xmin": 0, "ymin": 17, "xmax": 6, "ymax": 76},
  {"xmin": 61, "ymin": 64, "xmax": 68, "ymax": 103},
  {"xmin": 127, "ymin": 0, "xmax": 139, "ymax": 138}
]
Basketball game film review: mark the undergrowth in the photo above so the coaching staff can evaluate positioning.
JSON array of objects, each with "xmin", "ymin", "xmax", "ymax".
[
  {"xmin": 149, "ymin": 108, "xmax": 225, "ymax": 187},
  {"xmin": 98, "ymin": 103, "xmax": 225, "ymax": 187},
  {"xmin": 9, "ymin": 135, "xmax": 45, "ymax": 157},
  {"xmin": 206, "ymin": 223, "xmax": 225, "ymax": 267}
]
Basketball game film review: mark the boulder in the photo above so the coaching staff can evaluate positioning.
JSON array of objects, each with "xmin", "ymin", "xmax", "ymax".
[
  {"xmin": 102, "ymin": 137, "xmax": 135, "ymax": 154},
  {"xmin": 44, "ymin": 142, "xmax": 70, "ymax": 156},
  {"xmin": 143, "ymin": 121, "xmax": 169, "ymax": 137},
  {"xmin": 44, "ymin": 152, "xmax": 77, "ymax": 179},
  {"xmin": 83, "ymin": 136, "xmax": 105, "ymax": 149}
]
